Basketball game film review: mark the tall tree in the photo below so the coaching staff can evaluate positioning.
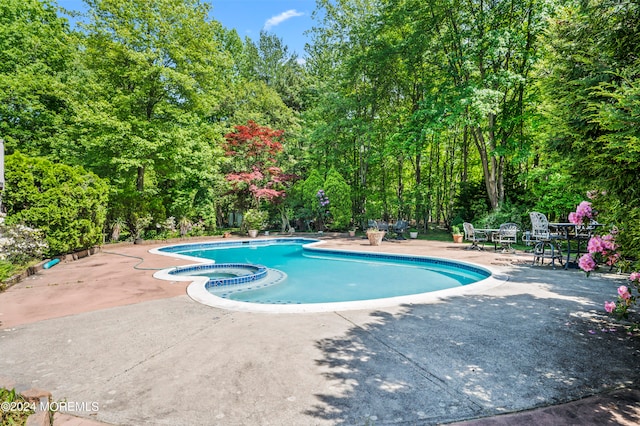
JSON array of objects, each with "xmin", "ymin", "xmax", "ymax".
[
  {"xmin": 0, "ymin": 0, "xmax": 74, "ymax": 155},
  {"xmin": 61, "ymin": 0, "xmax": 232, "ymax": 227},
  {"xmin": 223, "ymin": 120, "xmax": 287, "ymax": 210},
  {"xmin": 307, "ymin": 0, "xmax": 398, "ymax": 222},
  {"xmin": 240, "ymin": 31, "xmax": 308, "ymax": 112},
  {"xmin": 432, "ymin": 0, "xmax": 547, "ymax": 210}
]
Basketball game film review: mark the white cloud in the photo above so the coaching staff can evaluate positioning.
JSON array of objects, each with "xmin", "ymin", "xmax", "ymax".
[{"xmin": 264, "ymin": 9, "xmax": 304, "ymax": 30}]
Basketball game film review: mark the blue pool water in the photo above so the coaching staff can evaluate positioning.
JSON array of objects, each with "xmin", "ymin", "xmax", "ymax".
[{"xmin": 161, "ymin": 239, "xmax": 490, "ymax": 305}]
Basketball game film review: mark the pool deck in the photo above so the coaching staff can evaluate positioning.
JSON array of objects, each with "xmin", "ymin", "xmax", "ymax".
[{"xmin": 1, "ymin": 234, "xmax": 640, "ymax": 425}]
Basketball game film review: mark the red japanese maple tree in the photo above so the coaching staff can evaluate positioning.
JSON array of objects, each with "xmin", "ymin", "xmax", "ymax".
[{"xmin": 223, "ymin": 121, "xmax": 296, "ymax": 208}]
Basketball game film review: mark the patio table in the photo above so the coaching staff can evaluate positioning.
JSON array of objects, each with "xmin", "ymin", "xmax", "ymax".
[
  {"xmin": 549, "ymin": 222, "xmax": 603, "ymax": 270},
  {"xmin": 475, "ymin": 228, "xmax": 499, "ymax": 250}
]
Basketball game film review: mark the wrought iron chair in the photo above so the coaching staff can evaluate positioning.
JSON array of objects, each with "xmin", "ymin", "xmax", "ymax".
[
  {"xmin": 463, "ymin": 222, "xmax": 489, "ymax": 250},
  {"xmin": 393, "ymin": 220, "xmax": 408, "ymax": 239},
  {"xmin": 376, "ymin": 220, "xmax": 389, "ymax": 232},
  {"xmin": 495, "ymin": 223, "xmax": 518, "ymax": 253},
  {"xmin": 529, "ymin": 212, "xmax": 563, "ymax": 268}
]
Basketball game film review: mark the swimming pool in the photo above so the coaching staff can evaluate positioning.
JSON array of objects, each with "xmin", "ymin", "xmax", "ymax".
[{"xmin": 153, "ymin": 238, "xmax": 499, "ymax": 312}]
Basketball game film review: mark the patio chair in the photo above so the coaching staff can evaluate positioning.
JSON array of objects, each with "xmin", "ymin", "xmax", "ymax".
[
  {"xmin": 529, "ymin": 212, "xmax": 563, "ymax": 268},
  {"xmin": 495, "ymin": 223, "xmax": 518, "ymax": 253},
  {"xmin": 463, "ymin": 222, "xmax": 489, "ymax": 250},
  {"xmin": 376, "ymin": 220, "xmax": 389, "ymax": 232},
  {"xmin": 393, "ymin": 220, "xmax": 408, "ymax": 240},
  {"xmin": 530, "ymin": 212, "xmax": 552, "ymax": 241}
]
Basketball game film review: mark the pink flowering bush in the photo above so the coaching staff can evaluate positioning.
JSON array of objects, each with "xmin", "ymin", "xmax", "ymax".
[
  {"xmin": 604, "ymin": 273, "xmax": 640, "ymax": 319},
  {"xmin": 580, "ymin": 232, "xmax": 620, "ymax": 276},
  {"xmin": 567, "ymin": 198, "xmax": 636, "ymax": 321},
  {"xmin": 569, "ymin": 200, "xmax": 619, "ymax": 276},
  {"xmin": 568, "ymin": 201, "xmax": 595, "ymax": 226},
  {"xmin": 578, "ymin": 253, "xmax": 597, "ymax": 273}
]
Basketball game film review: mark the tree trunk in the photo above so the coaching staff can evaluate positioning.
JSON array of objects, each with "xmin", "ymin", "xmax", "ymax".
[
  {"xmin": 137, "ymin": 166, "xmax": 145, "ymax": 192},
  {"xmin": 473, "ymin": 124, "xmax": 502, "ymax": 211}
]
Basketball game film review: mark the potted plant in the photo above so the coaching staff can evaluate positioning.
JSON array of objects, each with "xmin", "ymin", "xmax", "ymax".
[
  {"xmin": 409, "ymin": 227, "xmax": 418, "ymax": 239},
  {"xmin": 243, "ymin": 209, "xmax": 268, "ymax": 238},
  {"xmin": 451, "ymin": 225, "xmax": 464, "ymax": 243},
  {"xmin": 366, "ymin": 225, "xmax": 385, "ymax": 246},
  {"xmin": 348, "ymin": 225, "xmax": 357, "ymax": 237}
]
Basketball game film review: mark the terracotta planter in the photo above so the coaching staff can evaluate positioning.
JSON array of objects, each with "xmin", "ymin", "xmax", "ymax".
[
  {"xmin": 367, "ymin": 230, "xmax": 385, "ymax": 246},
  {"xmin": 348, "ymin": 230, "xmax": 356, "ymax": 237},
  {"xmin": 452, "ymin": 234, "xmax": 464, "ymax": 243}
]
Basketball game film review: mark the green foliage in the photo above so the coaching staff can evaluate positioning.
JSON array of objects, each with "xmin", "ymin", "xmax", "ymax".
[
  {"xmin": 453, "ymin": 181, "xmax": 490, "ymax": 224},
  {"xmin": 323, "ymin": 168, "xmax": 351, "ymax": 230},
  {"xmin": 57, "ymin": 0, "xmax": 231, "ymax": 233},
  {"xmin": 0, "ymin": 0, "xmax": 74, "ymax": 156},
  {"xmin": 0, "ymin": 387, "xmax": 35, "ymax": 424},
  {"xmin": 242, "ymin": 209, "xmax": 268, "ymax": 230},
  {"xmin": 298, "ymin": 168, "xmax": 354, "ymax": 230},
  {"xmin": 477, "ymin": 202, "xmax": 527, "ymax": 230},
  {"xmin": 526, "ymin": 166, "xmax": 583, "ymax": 221},
  {"xmin": 239, "ymin": 31, "xmax": 308, "ymax": 112},
  {"xmin": 539, "ymin": 0, "xmax": 640, "ymax": 262},
  {"xmin": 302, "ymin": 169, "xmax": 325, "ymax": 214},
  {"xmin": 591, "ymin": 194, "xmax": 640, "ymax": 269},
  {"xmin": 0, "ymin": 260, "xmax": 17, "ymax": 285},
  {"xmin": 3, "ymin": 152, "xmax": 109, "ymax": 255}
]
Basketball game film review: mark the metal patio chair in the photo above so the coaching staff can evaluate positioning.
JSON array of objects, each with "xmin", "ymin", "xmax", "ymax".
[
  {"xmin": 376, "ymin": 220, "xmax": 389, "ymax": 232},
  {"xmin": 495, "ymin": 222, "xmax": 519, "ymax": 253},
  {"xmin": 463, "ymin": 222, "xmax": 489, "ymax": 250},
  {"xmin": 529, "ymin": 212, "xmax": 563, "ymax": 268},
  {"xmin": 393, "ymin": 220, "xmax": 408, "ymax": 239}
]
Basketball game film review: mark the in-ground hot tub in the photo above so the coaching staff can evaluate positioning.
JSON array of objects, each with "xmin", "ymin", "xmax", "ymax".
[{"xmin": 169, "ymin": 263, "xmax": 268, "ymax": 289}]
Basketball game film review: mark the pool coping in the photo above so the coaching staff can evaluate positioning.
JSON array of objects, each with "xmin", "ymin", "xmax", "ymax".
[{"xmin": 150, "ymin": 238, "xmax": 509, "ymax": 313}]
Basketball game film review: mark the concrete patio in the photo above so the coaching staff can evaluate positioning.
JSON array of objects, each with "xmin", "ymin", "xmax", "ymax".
[{"xmin": 1, "ymin": 235, "xmax": 639, "ymax": 425}]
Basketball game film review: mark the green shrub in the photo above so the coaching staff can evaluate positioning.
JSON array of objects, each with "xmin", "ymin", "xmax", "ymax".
[
  {"xmin": 0, "ymin": 260, "xmax": 17, "ymax": 285},
  {"xmin": 243, "ymin": 209, "xmax": 268, "ymax": 230},
  {"xmin": 3, "ymin": 152, "xmax": 109, "ymax": 255},
  {"xmin": 302, "ymin": 169, "xmax": 325, "ymax": 211},
  {"xmin": 478, "ymin": 202, "xmax": 527, "ymax": 229},
  {"xmin": 324, "ymin": 168, "xmax": 351, "ymax": 230}
]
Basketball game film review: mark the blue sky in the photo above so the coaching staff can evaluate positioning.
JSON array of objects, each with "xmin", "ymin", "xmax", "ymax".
[{"xmin": 56, "ymin": 0, "xmax": 316, "ymax": 58}]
